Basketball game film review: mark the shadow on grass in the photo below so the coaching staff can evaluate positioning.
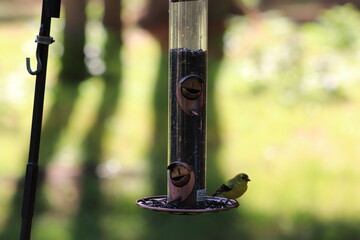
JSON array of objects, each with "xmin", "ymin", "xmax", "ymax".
[
  {"xmin": 0, "ymin": 80, "xmax": 84, "ymax": 239},
  {"xmin": 71, "ymin": 30, "xmax": 122, "ymax": 239},
  {"xmin": 246, "ymin": 212, "xmax": 360, "ymax": 240},
  {"xmin": 289, "ymin": 214, "xmax": 360, "ymax": 240}
]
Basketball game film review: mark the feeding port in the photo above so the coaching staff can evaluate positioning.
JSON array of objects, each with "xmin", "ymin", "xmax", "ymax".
[{"xmin": 136, "ymin": 0, "xmax": 238, "ymax": 214}]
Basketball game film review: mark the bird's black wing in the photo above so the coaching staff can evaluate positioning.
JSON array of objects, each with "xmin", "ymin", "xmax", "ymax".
[{"xmin": 211, "ymin": 184, "xmax": 233, "ymax": 197}]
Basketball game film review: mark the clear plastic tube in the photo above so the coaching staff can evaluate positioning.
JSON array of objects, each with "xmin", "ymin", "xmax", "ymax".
[
  {"xmin": 169, "ymin": 0, "xmax": 207, "ymax": 50},
  {"xmin": 168, "ymin": 0, "xmax": 208, "ymax": 207}
]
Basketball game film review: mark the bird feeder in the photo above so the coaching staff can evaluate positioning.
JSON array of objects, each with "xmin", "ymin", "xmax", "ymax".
[{"xmin": 136, "ymin": 0, "xmax": 238, "ymax": 214}]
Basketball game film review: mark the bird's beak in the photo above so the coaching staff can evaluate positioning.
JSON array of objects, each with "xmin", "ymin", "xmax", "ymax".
[{"xmin": 247, "ymin": 178, "xmax": 251, "ymax": 182}]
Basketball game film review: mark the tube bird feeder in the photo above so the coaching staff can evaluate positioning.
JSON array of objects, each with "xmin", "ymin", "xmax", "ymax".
[{"xmin": 136, "ymin": 0, "xmax": 238, "ymax": 214}]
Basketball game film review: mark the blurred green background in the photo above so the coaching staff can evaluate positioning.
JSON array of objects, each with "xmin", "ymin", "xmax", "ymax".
[{"xmin": 1, "ymin": 0, "xmax": 360, "ymax": 239}]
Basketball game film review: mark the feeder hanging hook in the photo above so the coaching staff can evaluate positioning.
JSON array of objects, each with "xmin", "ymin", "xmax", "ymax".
[
  {"xmin": 26, "ymin": 53, "xmax": 42, "ymax": 76},
  {"xmin": 26, "ymin": 35, "xmax": 55, "ymax": 75}
]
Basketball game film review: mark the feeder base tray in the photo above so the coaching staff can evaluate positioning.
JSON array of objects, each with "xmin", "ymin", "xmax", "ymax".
[{"xmin": 136, "ymin": 195, "xmax": 239, "ymax": 215}]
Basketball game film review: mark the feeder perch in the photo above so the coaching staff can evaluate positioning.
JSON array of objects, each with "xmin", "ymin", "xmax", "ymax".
[{"xmin": 136, "ymin": 0, "xmax": 238, "ymax": 214}]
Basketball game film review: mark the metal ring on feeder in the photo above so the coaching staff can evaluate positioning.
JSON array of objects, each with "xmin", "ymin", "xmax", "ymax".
[{"xmin": 136, "ymin": 196, "xmax": 239, "ymax": 215}]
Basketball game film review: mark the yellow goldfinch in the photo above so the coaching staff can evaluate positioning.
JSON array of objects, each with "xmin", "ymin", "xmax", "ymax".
[{"xmin": 212, "ymin": 173, "xmax": 251, "ymax": 199}]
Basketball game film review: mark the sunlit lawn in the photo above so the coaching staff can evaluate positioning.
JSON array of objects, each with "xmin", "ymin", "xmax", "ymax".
[
  {"xmin": 217, "ymin": 7, "xmax": 360, "ymax": 224},
  {"xmin": 1, "ymin": 2, "xmax": 360, "ymax": 239}
]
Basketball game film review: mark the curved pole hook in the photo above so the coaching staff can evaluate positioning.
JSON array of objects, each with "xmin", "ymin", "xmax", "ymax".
[{"xmin": 26, "ymin": 51, "xmax": 43, "ymax": 75}]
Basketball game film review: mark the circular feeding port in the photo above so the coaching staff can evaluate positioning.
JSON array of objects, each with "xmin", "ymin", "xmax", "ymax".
[
  {"xmin": 169, "ymin": 163, "xmax": 191, "ymax": 187},
  {"xmin": 180, "ymin": 75, "xmax": 202, "ymax": 100}
]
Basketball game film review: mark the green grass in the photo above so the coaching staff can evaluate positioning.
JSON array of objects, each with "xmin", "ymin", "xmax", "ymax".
[{"xmin": 1, "ymin": 3, "xmax": 360, "ymax": 240}]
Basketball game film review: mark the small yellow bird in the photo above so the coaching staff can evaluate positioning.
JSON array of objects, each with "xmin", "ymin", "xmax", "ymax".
[{"xmin": 212, "ymin": 173, "xmax": 251, "ymax": 199}]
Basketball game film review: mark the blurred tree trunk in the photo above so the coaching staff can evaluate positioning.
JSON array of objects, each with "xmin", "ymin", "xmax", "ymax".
[
  {"xmin": 60, "ymin": 0, "xmax": 88, "ymax": 81},
  {"xmin": 72, "ymin": 0, "xmax": 122, "ymax": 239},
  {"xmin": 34, "ymin": 0, "xmax": 88, "ymax": 215},
  {"xmin": 138, "ymin": 0, "xmax": 168, "ymax": 194},
  {"xmin": 138, "ymin": 1, "xmax": 249, "ymax": 239}
]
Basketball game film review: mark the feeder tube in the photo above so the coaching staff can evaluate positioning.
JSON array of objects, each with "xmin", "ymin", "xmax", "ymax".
[{"xmin": 168, "ymin": 0, "xmax": 208, "ymax": 207}]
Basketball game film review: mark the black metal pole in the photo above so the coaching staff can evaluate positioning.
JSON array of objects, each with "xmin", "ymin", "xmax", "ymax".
[{"xmin": 20, "ymin": 1, "xmax": 61, "ymax": 239}]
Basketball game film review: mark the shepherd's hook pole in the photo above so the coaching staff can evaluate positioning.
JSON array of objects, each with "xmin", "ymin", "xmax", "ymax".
[{"xmin": 20, "ymin": 0, "xmax": 61, "ymax": 239}]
